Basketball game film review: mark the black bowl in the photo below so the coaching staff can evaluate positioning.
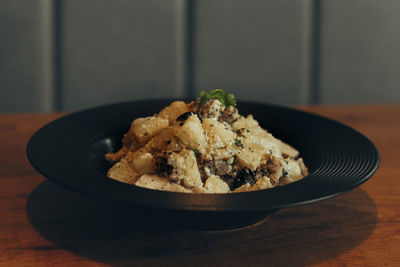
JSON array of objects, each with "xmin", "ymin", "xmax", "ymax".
[{"xmin": 27, "ymin": 99, "xmax": 380, "ymax": 230}]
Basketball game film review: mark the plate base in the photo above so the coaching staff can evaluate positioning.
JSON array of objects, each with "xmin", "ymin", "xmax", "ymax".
[{"xmin": 136, "ymin": 208, "xmax": 277, "ymax": 231}]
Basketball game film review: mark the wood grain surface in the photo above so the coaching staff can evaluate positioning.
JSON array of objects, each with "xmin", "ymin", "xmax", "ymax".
[{"xmin": 0, "ymin": 106, "xmax": 399, "ymax": 266}]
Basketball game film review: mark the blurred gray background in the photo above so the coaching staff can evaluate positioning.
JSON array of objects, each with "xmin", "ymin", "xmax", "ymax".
[{"xmin": 1, "ymin": 0, "xmax": 400, "ymax": 113}]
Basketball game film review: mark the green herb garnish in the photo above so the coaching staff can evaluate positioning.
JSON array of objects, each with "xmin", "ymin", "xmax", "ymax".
[
  {"xmin": 235, "ymin": 139, "xmax": 244, "ymax": 148},
  {"xmin": 198, "ymin": 89, "xmax": 237, "ymax": 107}
]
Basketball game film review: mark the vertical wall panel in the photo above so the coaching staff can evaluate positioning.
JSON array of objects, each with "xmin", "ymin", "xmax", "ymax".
[
  {"xmin": 191, "ymin": 0, "xmax": 313, "ymax": 105},
  {"xmin": 60, "ymin": 0, "xmax": 181, "ymax": 111},
  {"xmin": 0, "ymin": 0, "xmax": 54, "ymax": 112},
  {"xmin": 319, "ymin": 0, "xmax": 400, "ymax": 104}
]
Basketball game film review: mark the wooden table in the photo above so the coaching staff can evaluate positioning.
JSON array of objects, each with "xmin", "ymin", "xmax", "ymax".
[{"xmin": 1, "ymin": 106, "xmax": 399, "ymax": 266}]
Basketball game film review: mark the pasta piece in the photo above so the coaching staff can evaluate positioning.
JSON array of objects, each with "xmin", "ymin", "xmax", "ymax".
[
  {"xmin": 131, "ymin": 116, "xmax": 169, "ymax": 145},
  {"xmin": 107, "ymin": 159, "xmax": 139, "ymax": 184},
  {"xmin": 204, "ymin": 175, "xmax": 230, "ymax": 193},
  {"xmin": 135, "ymin": 174, "xmax": 191, "ymax": 193}
]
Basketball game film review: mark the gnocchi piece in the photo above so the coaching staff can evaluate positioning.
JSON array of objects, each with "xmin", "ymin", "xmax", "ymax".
[
  {"xmin": 107, "ymin": 159, "xmax": 139, "ymax": 184},
  {"xmin": 173, "ymin": 114, "xmax": 206, "ymax": 153},
  {"xmin": 204, "ymin": 175, "xmax": 230, "ymax": 193},
  {"xmin": 279, "ymin": 140, "xmax": 299, "ymax": 158},
  {"xmin": 128, "ymin": 149, "xmax": 154, "ymax": 174},
  {"xmin": 159, "ymin": 101, "xmax": 190, "ymax": 124},
  {"xmin": 202, "ymin": 118, "xmax": 235, "ymax": 149},
  {"xmin": 144, "ymin": 127, "xmax": 179, "ymax": 152},
  {"xmin": 279, "ymin": 159, "xmax": 305, "ymax": 185},
  {"xmin": 235, "ymin": 146, "xmax": 264, "ymax": 170},
  {"xmin": 135, "ymin": 174, "xmax": 191, "ymax": 193},
  {"xmin": 232, "ymin": 115, "xmax": 259, "ymax": 131},
  {"xmin": 131, "ymin": 116, "xmax": 169, "ymax": 145},
  {"xmin": 165, "ymin": 149, "xmax": 203, "ymax": 189},
  {"xmin": 252, "ymin": 177, "xmax": 273, "ymax": 190}
]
